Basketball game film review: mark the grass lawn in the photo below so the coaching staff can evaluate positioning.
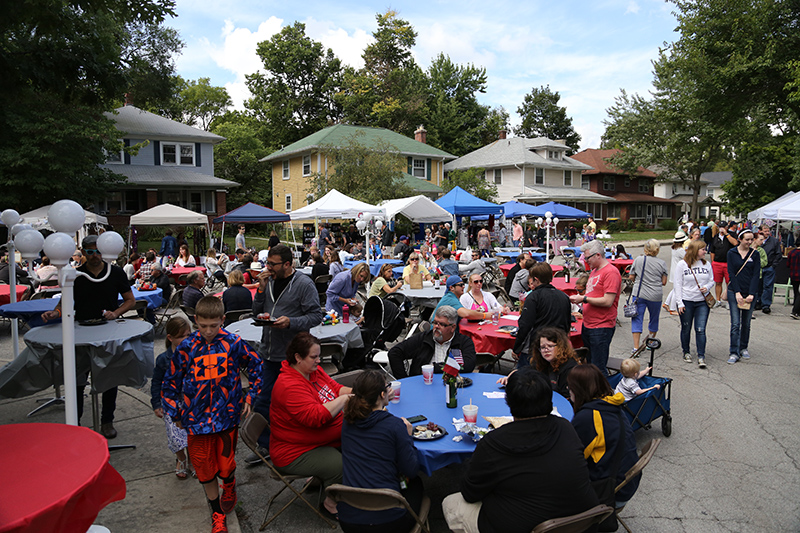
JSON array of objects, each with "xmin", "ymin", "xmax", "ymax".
[{"xmin": 611, "ymin": 230, "xmax": 676, "ymax": 242}]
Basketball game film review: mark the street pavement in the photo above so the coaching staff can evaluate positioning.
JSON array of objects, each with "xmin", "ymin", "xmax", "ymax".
[{"xmin": 1, "ymin": 241, "xmax": 799, "ymax": 532}]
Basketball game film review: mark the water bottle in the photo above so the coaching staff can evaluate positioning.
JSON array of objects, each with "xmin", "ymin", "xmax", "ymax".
[
  {"xmin": 565, "ymin": 268, "xmax": 570, "ymax": 283},
  {"xmin": 342, "ymin": 304, "xmax": 350, "ymax": 323},
  {"xmin": 491, "ymin": 308, "xmax": 499, "ymax": 325}
]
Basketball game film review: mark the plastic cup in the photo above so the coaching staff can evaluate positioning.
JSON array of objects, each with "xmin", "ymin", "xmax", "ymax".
[
  {"xmin": 463, "ymin": 404, "xmax": 478, "ymax": 424},
  {"xmin": 390, "ymin": 381, "xmax": 401, "ymax": 403},
  {"xmin": 422, "ymin": 364, "xmax": 434, "ymax": 385}
]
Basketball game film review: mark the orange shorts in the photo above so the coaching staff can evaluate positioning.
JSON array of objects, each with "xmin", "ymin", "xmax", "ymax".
[{"xmin": 187, "ymin": 427, "xmax": 238, "ymax": 484}]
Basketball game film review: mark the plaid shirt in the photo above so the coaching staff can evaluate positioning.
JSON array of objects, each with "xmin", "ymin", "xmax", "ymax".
[
  {"xmin": 138, "ymin": 260, "xmax": 154, "ymax": 280},
  {"xmin": 788, "ymin": 248, "xmax": 800, "ymax": 282}
]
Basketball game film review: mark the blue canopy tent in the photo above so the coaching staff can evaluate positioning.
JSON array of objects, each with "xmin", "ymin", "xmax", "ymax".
[
  {"xmin": 435, "ymin": 186, "xmax": 503, "ymax": 216},
  {"xmin": 473, "ymin": 201, "xmax": 547, "ymax": 220},
  {"xmin": 212, "ymin": 202, "xmax": 291, "ymax": 252},
  {"xmin": 534, "ymin": 202, "xmax": 591, "ymax": 219}
]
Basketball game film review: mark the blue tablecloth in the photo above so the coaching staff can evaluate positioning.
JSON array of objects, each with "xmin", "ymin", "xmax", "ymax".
[
  {"xmin": 386, "ymin": 374, "xmax": 574, "ymax": 475},
  {"xmin": 392, "ymin": 266, "xmax": 405, "ymax": 279},
  {"xmin": 496, "ymin": 251, "xmax": 546, "ymax": 262},
  {"xmin": 344, "ymin": 259, "xmax": 403, "ymax": 277}
]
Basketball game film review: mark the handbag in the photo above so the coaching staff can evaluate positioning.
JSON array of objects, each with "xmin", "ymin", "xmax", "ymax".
[
  {"xmin": 623, "ymin": 256, "xmax": 647, "ymax": 318},
  {"xmin": 689, "ymin": 267, "xmax": 716, "ymax": 308},
  {"xmin": 590, "ymin": 412, "xmax": 627, "ymax": 532},
  {"xmin": 733, "ymin": 249, "xmax": 756, "ymax": 310}
]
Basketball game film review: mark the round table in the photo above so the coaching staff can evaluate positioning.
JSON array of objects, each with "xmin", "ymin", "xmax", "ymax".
[
  {"xmin": 0, "ymin": 423, "xmax": 126, "ymax": 533},
  {"xmin": 551, "ymin": 277, "xmax": 580, "ymax": 296},
  {"xmin": 609, "ymin": 258, "xmax": 634, "ymax": 273},
  {"xmin": 498, "ymin": 263, "xmax": 563, "ymax": 277},
  {"xmin": 167, "ymin": 266, "xmax": 206, "ymax": 285},
  {"xmin": 0, "ymin": 285, "xmax": 28, "ymax": 306},
  {"xmin": 399, "ymin": 282, "xmax": 446, "ymax": 309},
  {"xmin": 226, "ymin": 318, "xmax": 364, "ymax": 355},
  {"xmin": 386, "ymin": 374, "xmax": 573, "ymax": 475},
  {"xmin": 458, "ymin": 314, "xmax": 583, "ymax": 353}
]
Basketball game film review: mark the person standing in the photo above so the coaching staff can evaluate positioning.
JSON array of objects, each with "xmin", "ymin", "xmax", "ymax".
[
  {"xmin": 758, "ymin": 224, "xmax": 782, "ymax": 314},
  {"xmin": 569, "ymin": 240, "xmax": 621, "ymax": 376},
  {"xmin": 673, "ymin": 240, "xmax": 715, "ymax": 368},
  {"xmin": 248, "ymin": 244, "xmax": 324, "ymax": 462},
  {"xmin": 512, "ymin": 220, "xmax": 523, "ymax": 247},
  {"xmin": 726, "ymin": 229, "xmax": 760, "ymax": 364},
  {"xmin": 628, "ymin": 239, "xmax": 668, "ymax": 355},
  {"xmin": 787, "ymin": 245, "xmax": 800, "ymax": 319},
  {"xmin": 497, "ymin": 223, "xmax": 509, "ymax": 247},
  {"xmin": 160, "ymin": 229, "xmax": 179, "ymax": 259},
  {"xmin": 477, "ymin": 226, "xmax": 492, "ymax": 257},
  {"xmin": 709, "ymin": 221, "xmax": 738, "ymax": 308},
  {"xmin": 235, "ymin": 225, "xmax": 247, "ymax": 252}
]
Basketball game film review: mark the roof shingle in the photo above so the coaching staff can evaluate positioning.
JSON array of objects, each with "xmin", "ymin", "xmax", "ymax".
[{"xmin": 570, "ymin": 148, "xmax": 657, "ymax": 178}]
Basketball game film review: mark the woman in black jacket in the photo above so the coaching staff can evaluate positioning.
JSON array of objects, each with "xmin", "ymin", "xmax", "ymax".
[{"xmin": 222, "ymin": 270, "xmax": 253, "ymax": 314}]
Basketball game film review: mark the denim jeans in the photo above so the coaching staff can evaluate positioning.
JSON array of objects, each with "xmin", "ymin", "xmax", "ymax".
[
  {"xmin": 253, "ymin": 359, "xmax": 283, "ymax": 448},
  {"xmin": 792, "ymin": 280, "xmax": 800, "ymax": 315},
  {"xmin": 761, "ymin": 266, "xmax": 775, "ymax": 307},
  {"xmin": 728, "ymin": 290, "xmax": 753, "ymax": 355},
  {"xmin": 679, "ymin": 300, "xmax": 709, "ymax": 357},
  {"xmin": 581, "ymin": 326, "xmax": 615, "ymax": 376},
  {"xmin": 630, "ymin": 298, "xmax": 662, "ymax": 334}
]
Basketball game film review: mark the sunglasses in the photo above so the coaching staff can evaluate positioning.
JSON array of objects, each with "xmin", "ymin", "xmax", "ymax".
[{"xmin": 84, "ymin": 249, "xmax": 101, "ymax": 256}]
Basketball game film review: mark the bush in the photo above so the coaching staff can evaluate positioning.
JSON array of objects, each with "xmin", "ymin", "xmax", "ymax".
[
  {"xmin": 658, "ymin": 219, "xmax": 678, "ymax": 230},
  {"xmin": 607, "ymin": 220, "xmax": 624, "ymax": 232},
  {"xmin": 635, "ymin": 221, "xmax": 648, "ymax": 232}
]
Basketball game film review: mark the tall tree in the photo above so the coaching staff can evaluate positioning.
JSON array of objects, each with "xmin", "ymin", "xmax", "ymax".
[
  {"xmin": 211, "ymin": 113, "xmax": 272, "ymax": 209},
  {"xmin": 245, "ymin": 22, "xmax": 343, "ymax": 150},
  {"xmin": 442, "ymin": 168, "xmax": 497, "ymax": 202},
  {"xmin": 180, "ymin": 78, "xmax": 232, "ymax": 130},
  {"xmin": 515, "ymin": 85, "xmax": 581, "ymax": 152}
]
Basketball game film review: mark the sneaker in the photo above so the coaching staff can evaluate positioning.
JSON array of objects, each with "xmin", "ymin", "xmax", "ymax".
[
  {"xmin": 720, "ymin": 300, "xmax": 729, "ymax": 309},
  {"xmin": 791, "ymin": 313, "xmax": 800, "ymax": 320},
  {"xmin": 698, "ymin": 357, "xmax": 707, "ymax": 369},
  {"xmin": 211, "ymin": 511, "xmax": 227, "ymax": 533},
  {"xmin": 762, "ymin": 306, "xmax": 771, "ymax": 314},
  {"xmin": 631, "ymin": 348, "xmax": 640, "ymax": 358},
  {"xmin": 727, "ymin": 354, "xmax": 740, "ymax": 365},
  {"xmin": 221, "ymin": 480, "xmax": 237, "ymax": 514},
  {"xmin": 244, "ymin": 446, "xmax": 269, "ymax": 466},
  {"xmin": 740, "ymin": 349, "xmax": 751, "ymax": 360},
  {"xmin": 100, "ymin": 422, "xmax": 117, "ymax": 439},
  {"xmin": 683, "ymin": 353, "xmax": 692, "ymax": 363}
]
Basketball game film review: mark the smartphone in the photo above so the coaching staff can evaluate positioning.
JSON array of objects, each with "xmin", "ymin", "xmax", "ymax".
[{"xmin": 406, "ymin": 415, "xmax": 427, "ymax": 424}]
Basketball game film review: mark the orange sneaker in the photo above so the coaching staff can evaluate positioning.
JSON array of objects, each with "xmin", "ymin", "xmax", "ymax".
[
  {"xmin": 211, "ymin": 511, "xmax": 227, "ymax": 533},
  {"xmin": 221, "ymin": 480, "xmax": 237, "ymax": 514}
]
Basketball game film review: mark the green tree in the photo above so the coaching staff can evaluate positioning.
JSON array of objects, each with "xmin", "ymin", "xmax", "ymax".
[
  {"xmin": 245, "ymin": 22, "xmax": 343, "ymax": 149},
  {"xmin": 442, "ymin": 167, "xmax": 497, "ymax": 202},
  {"xmin": 307, "ymin": 131, "xmax": 412, "ymax": 205},
  {"xmin": 515, "ymin": 85, "xmax": 581, "ymax": 152},
  {"xmin": 180, "ymin": 78, "xmax": 232, "ymax": 130},
  {"xmin": 211, "ymin": 114, "xmax": 272, "ymax": 209}
]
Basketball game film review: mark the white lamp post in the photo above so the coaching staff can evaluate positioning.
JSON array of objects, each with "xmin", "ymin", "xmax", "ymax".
[
  {"xmin": 356, "ymin": 214, "xmax": 384, "ymax": 289},
  {"xmin": 1, "ymin": 209, "xmax": 23, "ymax": 358},
  {"xmin": 537, "ymin": 211, "xmax": 559, "ymax": 263}
]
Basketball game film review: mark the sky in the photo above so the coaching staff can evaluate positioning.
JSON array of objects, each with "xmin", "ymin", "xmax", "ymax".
[{"xmin": 169, "ymin": 0, "xmax": 680, "ymax": 150}]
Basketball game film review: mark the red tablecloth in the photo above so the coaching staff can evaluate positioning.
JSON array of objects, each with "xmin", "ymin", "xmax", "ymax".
[
  {"xmin": 498, "ymin": 263, "xmax": 563, "ymax": 277},
  {"xmin": 609, "ymin": 258, "xmax": 634, "ymax": 273},
  {"xmin": 0, "ymin": 285, "xmax": 28, "ymax": 306},
  {"xmin": 0, "ymin": 423, "xmax": 126, "ymax": 533},
  {"xmin": 459, "ymin": 314, "xmax": 583, "ymax": 354},
  {"xmin": 167, "ymin": 266, "xmax": 206, "ymax": 285},
  {"xmin": 214, "ymin": 287, "xmax": 257, "ymax": 299},
  {"xmin": 550, "ymin": 277, "xmax": 579, "ymax": 296}
]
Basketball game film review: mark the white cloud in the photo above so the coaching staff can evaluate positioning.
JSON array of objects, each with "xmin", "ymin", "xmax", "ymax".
[
  {"xmin": 625, "ymin": 1, "xmax": 641, "ymax": 14},
  {"xmin": 302, "ymin": 18, "xmax": 373, "ymax": 69}
]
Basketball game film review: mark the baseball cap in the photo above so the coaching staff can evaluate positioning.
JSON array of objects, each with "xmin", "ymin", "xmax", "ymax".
[
  {"xmin": 446, "ymin": 275, "xmax": 464, "ymax": 289},
  {"xmin": 399, "ymin": 235, "xmax": 408, "ymax": 241}
]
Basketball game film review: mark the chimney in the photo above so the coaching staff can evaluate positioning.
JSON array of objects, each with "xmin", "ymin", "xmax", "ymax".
[
  {"xmin": 414, "ymin": 125, "xmax": 427, "ymax": 144},
  {"xmin": 499, "ymin": 129, "xmax": 507, "ymax": 140},
  {"xmin": 555, "ymin": 139, "xmax": 567, "ymax": 145},
  {"xmin": 124, "ymin": 93, "xmax": 132, "ymax": 106}
]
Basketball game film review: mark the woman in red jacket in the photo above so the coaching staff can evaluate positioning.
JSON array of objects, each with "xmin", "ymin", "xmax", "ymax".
[{"xmin": 270, "ymin": 332, "xmax": 353, "ymax": 518}]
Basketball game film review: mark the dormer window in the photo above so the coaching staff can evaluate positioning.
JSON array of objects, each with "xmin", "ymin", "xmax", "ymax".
[
  {"xmin": 162, "ymin": 143, "xmax": 194, "ymax": 166},
  {"xmin": 547, "ymin": 150, "xmax": 561, "ymax": 160}
]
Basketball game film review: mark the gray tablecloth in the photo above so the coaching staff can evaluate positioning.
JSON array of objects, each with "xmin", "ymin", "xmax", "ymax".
[
  {"xmin": 0, "ymin": 320, "xmax": 154, "ymax": 398},
  {"xmin": 399, "ymin": 283, "xmax": 446, "ymax": 309},
  {"xmin": 226, "ymin": 319, "xmax": 364, "ymax": 355}
]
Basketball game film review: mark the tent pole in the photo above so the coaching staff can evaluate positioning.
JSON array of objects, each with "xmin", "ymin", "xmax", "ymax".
[{"xmin": 221, "ymin": 221, "xmax": 225, "ymax": 253}]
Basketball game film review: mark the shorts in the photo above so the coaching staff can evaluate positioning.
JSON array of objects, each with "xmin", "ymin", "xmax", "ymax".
[
  {"xmin": 712, "ymin": 261, "xmax": 730, "ymax": 284},
  {"xmin": 164, "ymin": 412, "xmax": 188, "ymax": 454},
  {"xmin": 187, "ymin": 427, "xmax": 238, "ymax": 484}
]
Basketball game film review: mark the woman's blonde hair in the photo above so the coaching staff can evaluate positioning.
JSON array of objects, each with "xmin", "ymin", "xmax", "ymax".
[
  {"xmin": 350, "ymin": 262, "xmax": 370, "ymax": 281},
  {"xmin": 644, "ymin": 239, "xmax": 660, "ymax": 257},
  {"xmin": 227, "ymin": 269, "xmax": 245, "ymax": 286}
]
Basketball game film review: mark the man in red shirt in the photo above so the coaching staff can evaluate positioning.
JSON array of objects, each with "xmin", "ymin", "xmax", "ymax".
[{"xmin": 569, "ymin": 240, "xmax": 621, "ymax": 375}]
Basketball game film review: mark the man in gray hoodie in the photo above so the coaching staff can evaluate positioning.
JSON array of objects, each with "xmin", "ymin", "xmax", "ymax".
[{"xmin": 247, "ymin": 244, "xmax": 323, "ymax": 462}]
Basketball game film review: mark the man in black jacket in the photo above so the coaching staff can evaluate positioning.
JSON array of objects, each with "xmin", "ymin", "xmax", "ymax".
[
  {"xmin": 758, "ymin": 224, "xmax": 782, "ymax": 314},
  {"xmin": 513, "ymin": 262, "xmax": 572, "ymax": 367},
  {"xmin": 393, "ymin": 235, "xmax": 413, "ymax": 263},
  {"xmin": 388, "ymin": 305, "xmax": 476, "ymax": 377}
]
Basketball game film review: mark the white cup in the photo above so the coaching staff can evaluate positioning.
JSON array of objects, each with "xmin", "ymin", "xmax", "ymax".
[
  {"xmin": 422, "ymin": 364, "xmax": 434, "ymax": 385},
  {"xmin": 390, "ymin": 381, "xmax": 401, "ymax": 403},
  {"xmin": 462, "ymin": 404, "xmax": 478, "ymax": 424}
]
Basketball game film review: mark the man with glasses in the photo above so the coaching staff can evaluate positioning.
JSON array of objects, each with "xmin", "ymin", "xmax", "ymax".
[
  {"xmin": 569, "ymin": 240, "xmax": 621, "ymax": 376},
  {"xmin": 247, "ymin": 244, "xmax": 323, "ymax": 463},
  {"xmin": 41, "ymin": 235, "xmax": 135, "ymax": 439},
  {"xmin": 388, "ymin": 305, "xmax": 476, "ymax": 378}
]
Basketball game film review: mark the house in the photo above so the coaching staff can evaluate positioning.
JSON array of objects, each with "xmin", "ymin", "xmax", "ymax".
[
  {"xmin": 699, "ymin": 171, "xmax": 733, "ymax": 219},
  {"xmin": 443, "ymin": 134, "xmax": 609, "ymax": 217},
  {"xmin": 97, "ymin": 105, "xmax": 237, "ymax": 227},
  {"xmin": 569, "ymin": 148, "xmax": 679, "ymax": 225},
  {"xmin": 261, "ymin": 124, "xmax": 455, "ymax": 213}
]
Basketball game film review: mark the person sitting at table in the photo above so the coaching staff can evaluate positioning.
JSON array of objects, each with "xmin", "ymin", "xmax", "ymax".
[
  {"xmin": 460, "ymin": 273, "xmax": 508, "ymax": 316},
  {"xmin": 175, "ymin": 244, "xmax": 196, "ymax": 267},
  {"xmin": 461, "ymin": 250, "xmax": 486, "ymax": 279},
  {"xmin": 235, "ymin": 253, "xmax": 254, "ymax": 282},
  {"xmin": 136, "ymin": 251, "xmax": 156, "ymax": 281},
  {"xmin": 503, "ymin": 253, "xmax": 527, "ymax": 297},
  {"xmin": 182, "ymin": 270, "xmax": 205, "ymax": 310},
  {"xmin": 513, "ymin": 262, "xmax": 572, "ymax": 367},
  {"xmin": 368, "ymin": 263, "xmax": 404, "ymax": 299},
  {"xmin": 224, "ymin": 248, "xmax": 245, "ymax": 274},
  {"xmin": 310, "ymin": 252, "xmax": 330, "ymax": 292},
  {"xmin": 394, "ymin": 235, "xmax": 413, "ymax": 263},
  {"xmin": 433, "ymin": 275, "xmax": 488, "ymax": 322},
  {"xmin": 500, "ymin": 327, "xmax": 580, "ymax": 399},
  {"xmin": 122, "ymin": 253, "xmax": 138, "ymax": 283},
  {"xmin": 339, "ymin": 243, "xmax": 356, "ymax": 263},
  {"xmin": 339, "ymin": 370, "xmax": 423, "ymax": 532},
  {"xmin": 509, "ymin": 257, "xmax": 536, "ymax": 301},
  {"xmin": 41, "ymin": 235, "xmax": 136, "ymax": 439},
  {"xmin": 570, "ymin": 273, "xmax": 589, "ymax": 318},
  {"xmin": 205, "ymin": 247, "xmax": 224, "ymax": 281},
  {"xmin": 149, "ymin": 262, "xmax": 171, "ymax": 304},
  {"xmin": 443, "ymin": 367, "xmax": 599, "ymax": 533},
  {"xmin": 402, "ymin": 252, "xmax": 432, "ymax": 283},
  {"xmin": 436, "ymin": 248, "xmax": 460, "ymax": 277},
  {"xmin": 388, "ymin": 305, "xmax": 476, "ymax": 378},
  {"xmin": 419, "ymin": 244, "xmax": 437, "ymax": 272},
  {"xmin": 368, "ymin": 236, "xmax": 382, "ymax": 260},
  {"xmin": 33, "ymin": 256, "xmax": 58, "ymax": 289},
  {"xmin": 567, "ymin": 364, "xmax": 642, "ymax": 508},
  {"xmin": 0, "ymin": 254, "xmax": 32, "ymax": 286},
  {"xmin": 222, "ymin": 270, "xmax": 253, "ymax": 314},
  {"xmin": 352, "ymin": 241, "xmax": 366, "ymax": 261},
  {"xmin": 326, "ymin": 262, "xmax": 369, "ymax": 319},
  {"xmin": 270, "ymin": 332, "xmax": 353, "ymax": 519}
]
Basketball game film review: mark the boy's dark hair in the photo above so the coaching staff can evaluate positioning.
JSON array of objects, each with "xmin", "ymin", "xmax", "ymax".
[
  {"xmin": 441, "ymin": 248, "xmax": 451, "ymax": 259},
  {"xmin": 269, "ymin": 244, "xmax": 293, "ymax": 264},
  {"xmin": 529, "ymin": 262, "xmax": 553, "ymax": 284},
  {"xmin": 505, "ymin": 367, "xmax": 553, "ymax": 418},
  {"xmin": 145, "ymin": 251, "xmax": 155, "ymax": 262},
  {"xmin": 195, "ymin": 296, "xmax": 224, "ymax": 319},
  {"xmin": 286, "ymin": 332, "xmax": 320, "ymax": 364}
]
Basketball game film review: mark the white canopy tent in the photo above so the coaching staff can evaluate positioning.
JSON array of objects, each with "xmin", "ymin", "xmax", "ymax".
[
  {"xmin": 775, "ymin": 194, "xmax": 800, "ymax": 221},
  {"xmin": 748, "ymin": 191, "xmax": 800, "ymax": 222},
  {"xmin": 288, "ymin": 189, "xmax": 386, "ymax": 221},
  {"xmin": 20, "ymin": 205, "xmax": 109, "ymax": 244},
  {"xmin": 380, "ymin": 195, "xmax": 453, "ymax": 223},
  {"xmin": 128, "ymin": 203, "xmax": 211, "ymax": 250}
]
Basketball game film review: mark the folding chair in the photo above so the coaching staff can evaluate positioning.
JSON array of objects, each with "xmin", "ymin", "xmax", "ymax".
[
  {"xmin": 155, "ymin": 288, "xmax": 183, "ymax": 332},
  {"xmin": 239, "ymin": 413, "xmax": 337, "ymax": 530},
  {"xmin": 531, "ymin": 504, "xmax": 614, "ymax": 533},
  {"xmin": 224, "ymin": 309, "xmax": 252, "ymax": 326},
  {"xmin": 122, "ymin": 299, "xmax": 149, "ymax": 320},
  {"xmin": 326, "ymin": 484, "xmax": 431, "ymax": 533},
  {"xmin": 474, "ymin": 352, "xmax": 503, "ymax": 373},
  {"xmin": 332, "ymin": 369, "xmax": 364, "ymax": 388},
  {"xmin": 319, "ymin": 342, "xmax": 344, "ymax": 375},
  {"xmin": 614, "ymin": 439, "xmax": 661, "ymax": 533},
  {"xmin": 314, "ymin": 274, "xmax": 332, "ymax": 306},
  {"xmin": 179, "ymin": 305, "xmax": 196, "ymax": 324},
  {"xmin": 773, "ymin": 281, "xmax": 794, "ymax": 306}
]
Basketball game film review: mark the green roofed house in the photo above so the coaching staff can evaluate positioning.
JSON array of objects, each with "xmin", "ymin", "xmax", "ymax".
[{"xmin": 260, "ymin": 124, "xmax": 456, "ymax": 213}]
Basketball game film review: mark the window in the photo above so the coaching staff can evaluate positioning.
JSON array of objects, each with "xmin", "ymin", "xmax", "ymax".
[
  {"xmin": 608, "ymin": 204, "xmax": 621, "ymax": 218},
  {"xmin": 657, "ymin": 204, "xmax": 664, "ymax": 217},
  {"xmin": 285, "ymin": 194, "xmax": 292, "ymax": 212},
  {"xmin": 494, "ymin": 169, "xmax": 502, "ymax": 185},
  {"xmin": 412, "ymin": 159, "xmax": 426, "ymax": 178},
  {"xmin": 303, "ymin": 155, "xmax": 311, "ymax": 176},
  {"xmin": 563, "ymin": 170, "xmax": 572, "ymax": 187},
  {"xmin": 161, "ymin": 143, "xmax": 194, "ymax": 165},
  {"xmin": 638, "ymin": 179, "xmax": 650, "ymax": 193},
  {"xmin": 155, "ymin": 190, "xmax": 215, "ymax": 213},
  {"xmin": 105, "ymin": 147, "xmax": 123, "ymax": 164},
  {"xmin": 535, "ymin": 168, "xmax": 544, "ymax": 185},
  {"xmin": 603, "ymin": 176, "xmax": 615, "ymax": 191},
  {"xmin": 581, "ymin": 176, "xmax": 590, "ymax": 189},
  {"xmin": 547, "ymin": 150, "xmax": 561, "ymax": 160},
  {"xmin": 282, "ymin": 160, "xmax": 290, "ymax": 180},
  {"xmin": 624, "ymin": 177, "xmax": 631, "ymax": 188},
  {"xmin": 672, "ymin": 183, "xmax": 678, "ymax": 195}
]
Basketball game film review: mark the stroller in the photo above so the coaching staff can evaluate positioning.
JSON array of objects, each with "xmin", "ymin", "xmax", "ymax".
[
  {"xmin": 341, "ymin": 295, "xmax": 409, "ymax": 372},
  {"xmin": 608, "ymin": 337, "xmax": 673, "ymax": 437}
]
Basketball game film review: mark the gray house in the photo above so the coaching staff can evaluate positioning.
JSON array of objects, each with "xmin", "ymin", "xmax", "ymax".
[{"xmin": 97, "ymin": 105, "xmax": 238, "ymax": 227}]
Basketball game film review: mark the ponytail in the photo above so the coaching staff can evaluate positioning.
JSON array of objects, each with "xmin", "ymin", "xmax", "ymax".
[{"xmin": 343, "ymin": 370, "xmax": 387, "ymax": 424}]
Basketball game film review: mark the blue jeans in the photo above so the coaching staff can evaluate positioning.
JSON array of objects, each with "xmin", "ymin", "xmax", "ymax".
[
  {"xmin": 253, "ymin": 359, "xmax": 283, "ymax": 449},
  {"xmin": 581, "ymin": 326, "xmax": 615, "ymax": 376},
  {"xmin": 728, "ymin": 290, "xmax": 753, "ymax": 355},
  {"xmin": 679, "ymin": 300, "xmax": 709, "ymax": 357},
  {"xmin": 761, "ymin": 266, "xmax": 775, "ymax": 307},
  {"xmin": 512, "ymin": 239, "xmax": 520, "ymax": 247},
  {"xmin": 630, "ymin": 298, "xmax": 662, "ymax": 334}
]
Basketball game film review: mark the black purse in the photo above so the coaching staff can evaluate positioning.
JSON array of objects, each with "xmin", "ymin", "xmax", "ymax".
[{"xmin": 590, "ymin": 412, "xmax": 627, "ymax": 531}]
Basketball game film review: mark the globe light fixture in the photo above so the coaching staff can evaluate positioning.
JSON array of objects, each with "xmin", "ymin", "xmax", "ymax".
[
  {"xmin": 43, "ymin": 232, "xmax": 77, "ymax": 267},
  {"xmin": 97, "ymin": 231, "xmax": 125, "ymax": 258},
  {"xmin": 11, "ymin": 223, "xmax": 33, "ymax": 237},
  {"xmin": 13, "ymin": 229, "xmax": 45, "ymax": 260},
  {"xmin": 48, "ymin": 200, "xmax": 85, "ymax": 234},
  {"xmin": 1, "ymin": 209, "xmax": 21, "ymax": 228}
]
